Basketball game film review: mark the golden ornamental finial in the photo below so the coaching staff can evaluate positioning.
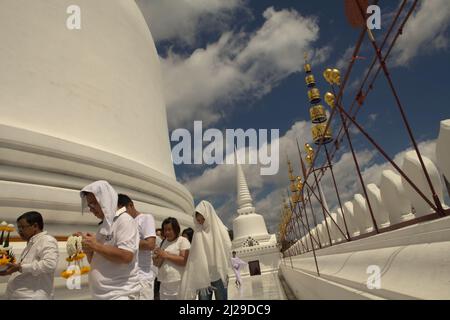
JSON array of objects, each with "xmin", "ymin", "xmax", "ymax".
[
  {"xmin": 305, "ymin": 143, "xmax": 315, "ymax": 166},
  {"xmin": 296, "ymin": 176, "xmax": 304, "ymax": 191},
  {"xmin": 324, "ymin": 92, "xmax": 335, "ymax": 108},
  {"xmin": 305, "ymin": 143, "xmax": 314, "ymax": 154},
  {"xmin": 323, "ymin": 68, "xmax": 341, "ymax": 86},
  {"xmin": 304, "ymin": 53, "xmax": 312, "ymax": 73},
  {"xmin": 323, "ymin": 68, "xmax": 333, "ymax": 84},
  {"xmin": 331, "ymin": 69, "xmax": 341, "ymax": 86}
]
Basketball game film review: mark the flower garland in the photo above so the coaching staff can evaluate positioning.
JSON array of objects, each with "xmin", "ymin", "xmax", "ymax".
[
  {"xmin": 61, "ymin": 235, "xmax": 90, "ymax": 279},
  {"xmin": 0, "ymin": 221, "xmax": 16, "ymax": 272}
]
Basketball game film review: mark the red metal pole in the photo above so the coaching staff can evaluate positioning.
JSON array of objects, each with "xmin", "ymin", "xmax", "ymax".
[
  {"xmin": 287, "ymin": 195, "xmax": 304, "ymax": 256},
  {"xmin": 290, "ymin": 191, "xmax": 320, "ymax": 249},
  {"xmin": 333, "ymin": 92, "xmax": 439, "ymax": 212},
  {"xmin": 306, "ymin": 188, "xmax": 322, "ymax": 248},
  {"xmin": 303, "ymin": 180, "xmax": 348, "ymax": 241},
  {"xmin": 298, "ymin": 189, "xmax": 321, "ymax": 276},
  {"xmin": 313, "ymin": 171, "xmax": 333, "ymax": 246},
  {"xmin": 324, "ymin": 145, "xmax": 351, "ymax": 240},
  {"xmin": 293, "ymin": 204, "xmax": 310, "ymax": 252},
  {"xmin": 356, "ymin": 0, "xmax": 445, "ymax": 217},
  {"xmin": 331, "ymin": 86, "xmax": 379, "ymax": 233}
]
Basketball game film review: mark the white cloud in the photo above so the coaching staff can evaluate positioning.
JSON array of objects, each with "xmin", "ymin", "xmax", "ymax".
[
  {"xmin": 361, "ymin": 140, "xmax": 437, "ymax": 188},
  {"xmin": 432, "ymin": 34, "xmax": 449, "ymax": 50},
  {"xmin": 393, "ymin": 0, "xmax": 450, "ymax": 66},
  {"xmin": 136, "ymin": 0, "xmax": 243, "ymax": 44},
  {"xmin": 184, "ymin": 120, "xmax": 312, "ymax": 197},
  {"xmin": 254, "ymin": 188, "xmax": 287, "ymax": 233},
  {"xmin": 185, "ymin": 162, "xmax": 264, "ymax": 199},
  {"xmin": 183, "ymin": 120, "xmax": 311, "ymax": 230},
  {"xmin": 302, "ymin": 140, "xmax": 437, "ymax": 224},
  {"xmin": 161, "ymin": 7, "xmax": 329, "ymax": 128},
  {"xmin": 183, "ymin": 119, "xmax": 331, "ymax": 233},
  {"xmin": 250, "ymin": 150, "xmax": 374, "ymax": 233},
  {"xmin": 333, "ymin": 46, "xmax": 369, "ymax": 92},
  {"xmin": 335, "ymin": 46, "xmax": 354, "ymax": 71},
  {"xmin": 184, "ymin": 118, "xmax": 440, "ymax": 232},
  {"xmin": 236, "ymin": 8, "xmax": 324, "ymax": 75},
  {"xmin": 253, "ymin": 148, "xmax": 378, "ymax": 231},
  {"xmin": 161, "ymin": 34, "xmax": 239, "ymax": 127},
  {"xmin": 216, "ymin": 197, "xmax": 241, "ymax": 230},
  {"xmin": 257, "ymin": 140, "xmax": 439, "ymax": 232}
]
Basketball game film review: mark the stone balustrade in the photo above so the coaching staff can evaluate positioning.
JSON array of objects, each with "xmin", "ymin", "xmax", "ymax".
[{"xmin": 285, "ymin": 119, "xmax": 450, "ymax": 254}]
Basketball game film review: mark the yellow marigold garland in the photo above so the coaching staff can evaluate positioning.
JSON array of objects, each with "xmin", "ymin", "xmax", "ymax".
[{"xmin": 62, "ymin": 235, "xmax": 90, "ymax": 278}]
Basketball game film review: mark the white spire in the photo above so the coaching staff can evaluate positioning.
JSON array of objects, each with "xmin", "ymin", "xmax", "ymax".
[
  {"xmin": 232, "ymin": 150, "xmax": 272, "ymax": 247},
  {"xmin": 236, "ymin": 162, "xmax": 256, "ymax": 215}
]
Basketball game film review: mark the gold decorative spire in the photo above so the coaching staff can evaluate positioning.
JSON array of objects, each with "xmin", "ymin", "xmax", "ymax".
[
  {"xmin": 305, "ymin": 143, "xmax": 315, "ymax": 166},
  {"xmin": 287, "ymin": 159, "xmax": 303, "ymax": 204},
  {"xmin": 303, "ymin": 53, "xmax": 333, "ymax": 145}
]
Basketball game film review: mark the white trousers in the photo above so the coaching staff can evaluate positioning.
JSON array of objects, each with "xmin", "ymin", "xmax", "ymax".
[
  {"xmin": 112, "ymin": 281, "xmax": 152, "ymax": 300},
  {"xmin": 160, "ymin": 281, "xmax": 181, "ymax": 300},
  {"xmin": 139, "ymin": 279, "xmax": 154, "ymax": 300}
]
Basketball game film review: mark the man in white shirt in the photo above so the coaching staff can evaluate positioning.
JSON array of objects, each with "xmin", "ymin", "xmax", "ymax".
[
  {"xmin": 117, "ymin": 193, "xmax": 156, "ymax": 300},
  {"xmin": 78, "ymin": 180, "xmax": 142, "ymax": 300},
  {"xmin": 0, "ymin": 211, "xmax": 59, "ymax": 300}
]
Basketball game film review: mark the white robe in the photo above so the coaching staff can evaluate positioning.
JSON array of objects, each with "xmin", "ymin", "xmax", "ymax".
[
  {"xmin": 231, "ymin": 257, "xmax": 247, "ymax": 284},
  {"xmin": 179, "ymin": 200, "xmax": 232, "ymax": 299}
]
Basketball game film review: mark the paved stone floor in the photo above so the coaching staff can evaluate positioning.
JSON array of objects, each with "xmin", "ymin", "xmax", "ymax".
[
  {"xmin": 228, "ymin": 272, "xmax": 287, "ymax": 300},
  {"xmin": 2, "ymin": 272, "xmax": 288, "ymax": 300}
]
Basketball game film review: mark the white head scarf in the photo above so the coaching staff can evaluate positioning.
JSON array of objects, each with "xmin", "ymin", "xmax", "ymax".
[
  {"xmin": 80, "ymin": 180, "xmax": 118, "ymax": 236},
  {"xmin": 179, "ymin": 200, "xmax": 232, "ymax": 300}
]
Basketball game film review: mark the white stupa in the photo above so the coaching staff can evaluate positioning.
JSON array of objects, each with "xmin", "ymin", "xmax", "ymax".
[
  {"xmin": 0, "ymin": 0, "xmax": 194, "ymax": 236},
  {"xmin": 231, "ymin": 163, "xmax": 279, "ymax": 276}
]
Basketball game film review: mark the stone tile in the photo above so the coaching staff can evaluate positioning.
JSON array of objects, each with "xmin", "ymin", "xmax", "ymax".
[{"xmin": 228, "ymin": 272, "xmax": 287, "ymax": 300}]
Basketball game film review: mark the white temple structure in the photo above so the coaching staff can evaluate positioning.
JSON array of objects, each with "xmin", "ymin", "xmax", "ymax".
[
  {"xmin": 0, "ymin": 0, "xmax": 194, "ymax": 236},
  {"xmin": 0, "ymin": 0, "xmax": 193, "ymax": 299},
  {"xmin": 231, "ymin": 163, "xmax": 279, "ymax": 277},
  {"xmin": 1, "ymin": 0, "xmax": 450, "ymax": 302}
]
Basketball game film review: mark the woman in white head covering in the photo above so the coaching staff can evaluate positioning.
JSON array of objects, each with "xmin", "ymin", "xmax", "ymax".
[{"xmin": 179, "ymin": 200, "xmax": 232, "ymax": 300}]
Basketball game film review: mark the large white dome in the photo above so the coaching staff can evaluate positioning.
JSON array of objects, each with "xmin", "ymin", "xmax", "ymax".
[{"xmin": 0, "ymin": 0, "xmax": 194, "ymax": 235}]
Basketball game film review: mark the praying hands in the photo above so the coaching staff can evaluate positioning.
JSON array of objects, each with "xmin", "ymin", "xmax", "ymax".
[{"xmin": 81, "ymin": 233, "xmax": 98, "ymax": 253}]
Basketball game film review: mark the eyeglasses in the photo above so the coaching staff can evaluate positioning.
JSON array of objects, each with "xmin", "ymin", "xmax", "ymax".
[{"xmin": 17, "ymin": 224, "xmax": 33, "ymax": 231}]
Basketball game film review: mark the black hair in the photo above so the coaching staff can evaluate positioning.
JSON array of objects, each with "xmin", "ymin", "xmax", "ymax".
[
  {"xmin": 17, "ymin": 211, "xmax": 44, "ymax": 230},
  {"xmin": 181, "ymin": 227, "xmax": 194, "ymax": 243},
  {"xmin": 232, "ymin": 251, "xmax": 237, "ymax": 255},
  {"xmin": 161, "ymin": 217, "xmax": 180, "ymax": 237},
  {"xmin": 117, "ymin": 194, "xmax": 133, "ymax": 208},
  {"xmin": 156, "ymin": 228, "xmax": 162, "ymax": 233}
]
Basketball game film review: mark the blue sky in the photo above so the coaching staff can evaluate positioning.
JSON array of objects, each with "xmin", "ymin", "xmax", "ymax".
[{"xmin": 138, "ymin": 0, "xmax": 450, "ymax": 233}]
